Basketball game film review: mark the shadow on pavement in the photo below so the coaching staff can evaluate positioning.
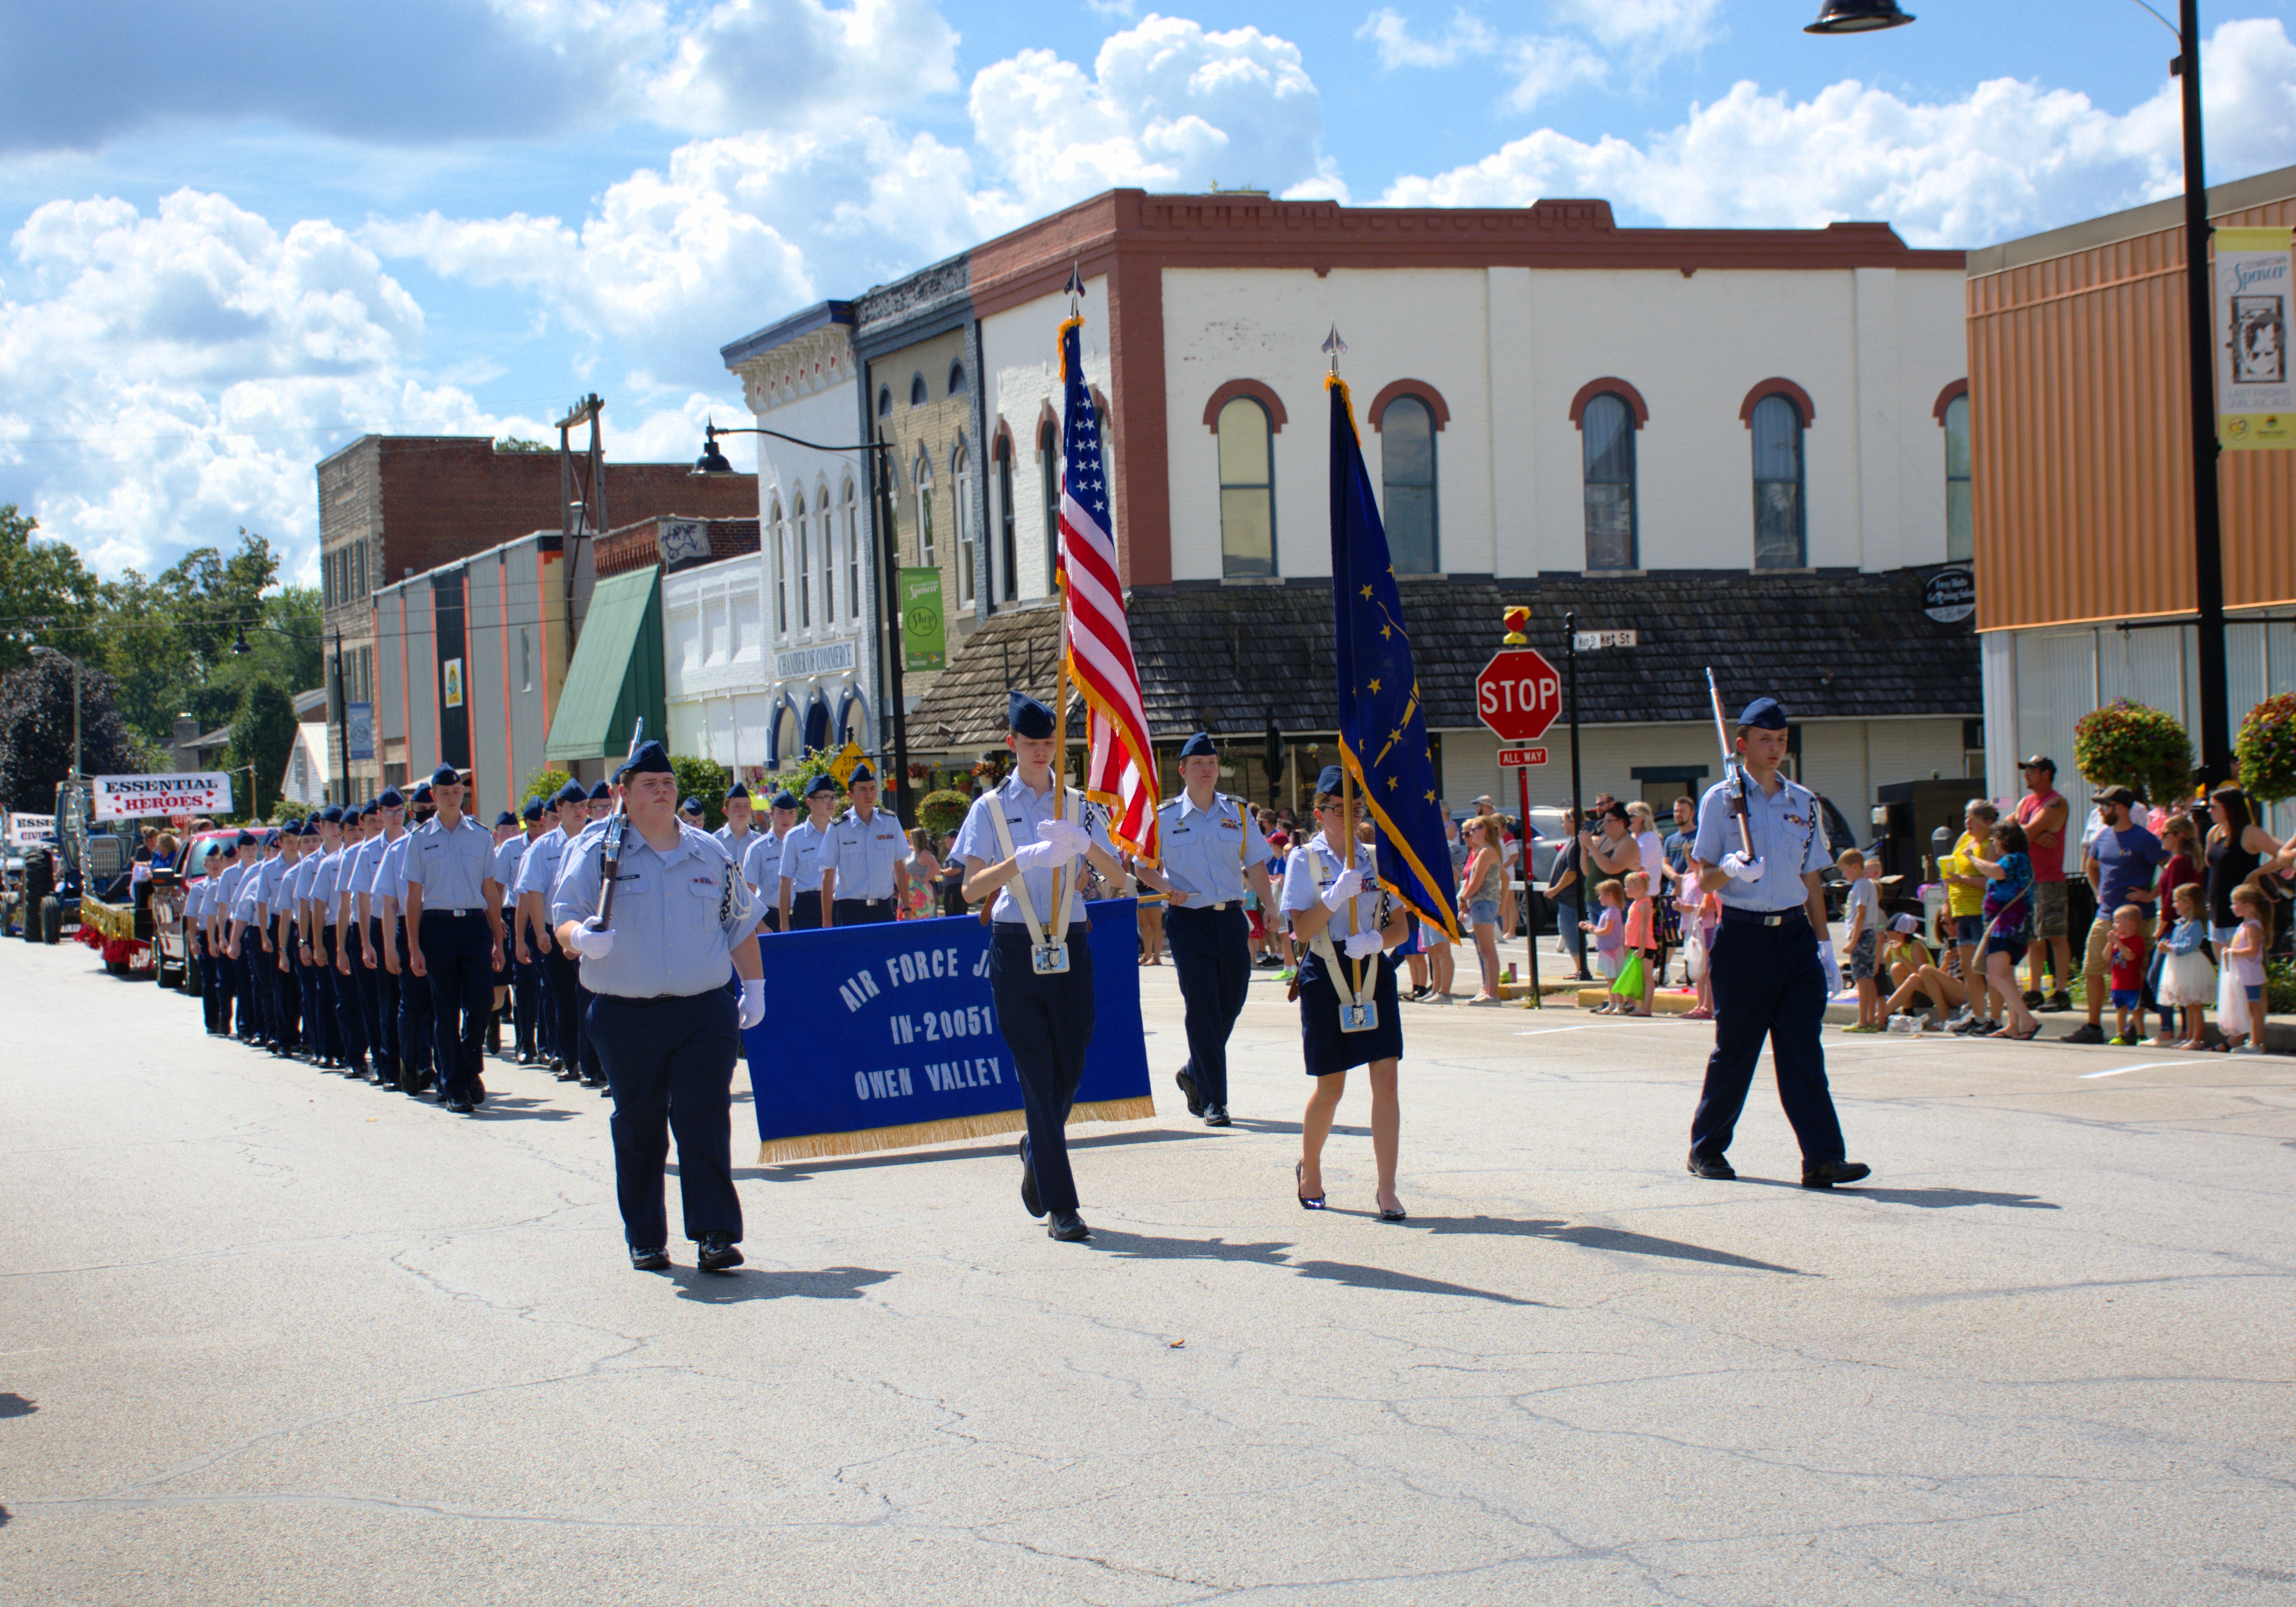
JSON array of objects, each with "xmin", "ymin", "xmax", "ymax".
[
  {"xmin": 1085, "ymin": 1229, "xmax": 1546, "ymax": 1306},
  {"xmin": 1740, "ymin": 1180, "xmax": 2059, "ymax": 1210},
  {"xmin": 472, "ymin": 1097, "xmax": 577, "ymax": 1123},
  {"xmin": 0, "ymin": 1393, "xmax": 34, "ymax": 1418},
  {"xmin": 1227, "ymin": 1118, "xmax": 1373, "ymax": 1138},
  {"xmin": 667, "ymin": 1264, "xmax": 897, "ymax": 1304},
  {"xmin": 1398, "ymin": 1215, "xmax": 1810, "ymax": 1275},
  {"xmin": 740, "ymin": 1126, "xmax": 1209, "ymax": 1181}
]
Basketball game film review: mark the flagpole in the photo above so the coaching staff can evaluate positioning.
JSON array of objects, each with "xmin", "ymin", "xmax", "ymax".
[
  {"xmin": 1327, "ymin": 325, "xmax": 1364, "ymax": 999},
  {"xmin": 1051, "ymin": 267, "xmax": 1082, "ymax": 827}
]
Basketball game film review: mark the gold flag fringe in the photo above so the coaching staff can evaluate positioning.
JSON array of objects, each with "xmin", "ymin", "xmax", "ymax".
[{"xmin": 755, "ymin": 1094, "xmax": 1157, "ymax": 1166}]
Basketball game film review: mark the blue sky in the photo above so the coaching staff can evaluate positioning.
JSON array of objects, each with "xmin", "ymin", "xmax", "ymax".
[{"xmin": 2, "ymin": 0, "xmax": 2290, "ymax": 585}]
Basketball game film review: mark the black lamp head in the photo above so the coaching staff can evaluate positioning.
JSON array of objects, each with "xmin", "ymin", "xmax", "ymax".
[
  {"xmin": 232, "ymin": 629, "xmax": 251, "ymax": 656},
  {"xmin": 691, "ymin": 420, "xmax": 736, "ymax": 477},
  {"xmin": 1805, "ymin": 0, "xmax": 1915, "ymax": 31}
]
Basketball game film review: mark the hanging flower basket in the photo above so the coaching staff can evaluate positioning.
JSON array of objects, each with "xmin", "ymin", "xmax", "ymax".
[
  {"xmin": 2072, "ymin": 699, "xmax": 2192, "ymax": 807},
  {"xmin": 2236, "ymin": 692, "xmax": 2296, "ymax": 804}
]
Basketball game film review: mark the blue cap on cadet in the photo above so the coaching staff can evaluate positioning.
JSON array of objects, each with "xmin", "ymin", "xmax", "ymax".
[
  {"xmin": 556, "ymin": 780, "xmax": 589, "ymax": 808},
  {"xmin": 360, "ymin": 798, "xmax": 381, "ymax": 818},
  {"xmin": 1738, "ymin": 696, "xmax": 1790, "ymax": 731},
  {"xmin": 587, "ymin": 780, "xmax": 611, "ymax": 801},
  {"xmin": 411, "ymin": 782, "xmax": 433, "ymax": 805},
  {"xmin": 319, "ymin": 804, "xmax": 343, "ymax": 823},
  {"xmin": 236, "ymin": 831, "xmax": 256, "ymax": 847},
  {"xmin": 771, "ymin": 788, "xmax": 799, "ymax": 810},
  {"xmin": 724, "ymin": 781, "xmax": 750, "ymax": 802},
  {"xmin": 430, "ymin": 763, "xmax": 461, "ymax": 788},
  {"xmin": 622, "ymin": 739, "xmax": 674, "ymax": 777},
  {"xmin": 805, "ymin": 772, "xmax": 839, "ymax": 797},
  {"xmin": 849, "ymin": 762, "xmax": 875, "ymax": 785},
  {"xmin": 521, "ymin": 797, "xmax": 545, "ymax": 822},
  {"xmin": 1315, "ymin": 764, "xmax": 1346, "ymax": 798},
  {"xmin": 1178, "ymin": 731, "xmax": 1217, "ymax": 760},
  {"xmin": 494, "ymin": 810, "xmax": 517, "ymax": 828},
  {"xmin": 1008, "ymin": 690, "xmax": 1056, "ymax": 738},
  {"xmin": 377, "ymin": 787, "xmax": 405, "ymax": 809},
  {"xmin": 678, "ymin": 796, "xmax": 702, "ymax": 816}
]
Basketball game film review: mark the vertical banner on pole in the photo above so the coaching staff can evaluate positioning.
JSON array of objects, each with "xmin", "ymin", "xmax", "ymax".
[{"xmin": 2215, "ymin": 226, "xmax": 2294, "ymax": 451}]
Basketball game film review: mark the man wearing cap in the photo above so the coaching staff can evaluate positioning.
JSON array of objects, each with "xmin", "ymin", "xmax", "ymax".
[
  {"xmin": 378, "ymin": 784, "xmax": 437, "ymax": 1095},
  {"xmin": 520, "ymin": 781, "xmax": 592, "ymax": 1082},
  {"xmin": 325, "ymin": 805, "xmax": 373, "ymax": 1080},
  {"xmin": 586, "ymin": 778, "xmax": 613, "ymax": 827},
  {"xmin": 403, "ymin": 764, "xmax": 507, "ymax": 1116},
  {"xmin": 504, "ymin": 799, "xmax": 550, "ymax": 1064},
  {"xmin": 1687, "ymin": 696, "xmax": 1870, "ymax": 1189},
  {"xmin": 742, "ymin": 789, "xmax": 799, "ymax": 929},
  {"xmin": 303, "ymin": 810, "xmax": 348, "ymax": 1070},
  {"xmin": 2067, "ymin": 785, "xmax": 2167, "ymax": 1046},
  {"xmin": 1132, "ymin": 732, "xmax": 1274, "ymax": 1127},
  {"xmin": 233, "ymin": 829, "xmax": 282, "ymax": 1048},
  {"xmin": 2013, "ymin": 756, "xmax": 2075, "ymax": 1013},
  {"xmin": 778, "ymin": 775, "xmax": 842, "ymax": 931},
  {"xmin": 715, "ymin": 781, "xmax": 756, "ymax": 861},
  {"xmin": 830, "ymin": 764, "xmax": 907, "ymax": 926},
  {"xmin": 207, "ymin": 833, "xmax": 254, "ymax": 1038},
  {"xmin": 956, "ymin": 691, "xmax": 1126, "ymax": 1243},
  {"xmin": 268, "ymin": 825, "xmax": 307, "ymax": 1058},
  {"xmin": 485, "ymin": 809, "xmax": 526, "ymax": 1059},
  {"xmin": 351, "ymin": 791, "xmax": 407, "ymax": 1088},
  {"xmin": 550, "ymin": 740, "xmax": 766, "ymax": 1273}
]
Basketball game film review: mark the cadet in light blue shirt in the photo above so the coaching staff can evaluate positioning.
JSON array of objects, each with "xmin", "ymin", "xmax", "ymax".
[
  {"xmin": 776, "ymin": 775, "xmax": 842, "ymax": 930},
  {"xmin": 1685, "ymin": 694, "xmax": 1864, "ymax": 1190},
  {"xmin": 401, "ymin": 765, "xmax": 503, "ymax": 1112},
  {"xmin": 523, "ymin": 780, "xmax": 593, "ymax": 1084},
  {"xmin": 829, "ymin": 764, "xmax": 908, "ymax": 924}
]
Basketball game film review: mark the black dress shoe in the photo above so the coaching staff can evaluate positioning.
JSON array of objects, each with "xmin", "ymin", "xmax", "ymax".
[
  {"xmin": 1175, "ymin": 1068, "xmax": 1203, "ymax": 1118},
  {"xmin": 447, "ymin": 1099, "xmax": 476, "ymax": 1115},
  {"xmin": 629, "ymin": 1244, "xmax": 671, "ymax": 1271},
  {"xmin": 555, "ymin": 1065, "xmax": 582, "ymax": 1082},
  {"xmin": 1801, "ymin": 1159, "xmax": 1871, "ymax": 1189},
  {"xmin": 1046, "ymin": 1209, "xmax": 1090, "ymax": 1242},
  {"xmin": 1203, "ymin": 1104, "xmax": 1231, "ymax": 1127},
  {"xmin": 517, "ymin": 1050, "xmax": 536, "ymax": 1066},
  {"xmin": 1687, "ymin": 1151, "xmax": 1737, "ymax": 1180},
  {"xmin": 1020, "ymin": 1147, "xmax": 1044, "ymax": 1218},
  {"xmin": 696, "ymin": 1233, "xmax": 744, "ymax": 1273}
]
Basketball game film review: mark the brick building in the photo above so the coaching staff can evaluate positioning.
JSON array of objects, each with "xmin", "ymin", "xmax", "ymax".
[{"xmin": 316, "ymin": 434, "xmax": 754, "ymax": 799}]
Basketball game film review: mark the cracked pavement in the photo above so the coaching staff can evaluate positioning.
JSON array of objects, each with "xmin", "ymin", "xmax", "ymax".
[{"xmin": 3, "ymin": 941, "xmax": 2293, "ymax": 1604}]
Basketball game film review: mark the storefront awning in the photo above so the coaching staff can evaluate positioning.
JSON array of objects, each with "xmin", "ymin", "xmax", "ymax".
[{"xmin": 546, "ymin": 567, "xmax": 666, "ymax": 764}]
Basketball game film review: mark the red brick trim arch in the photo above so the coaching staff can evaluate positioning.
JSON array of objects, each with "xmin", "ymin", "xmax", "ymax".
[
  {"xmin": 1366, "ymin": 379, "xmax": 1449, "ymax": 433},
  {"xmin": 1032, "ymin": 399, "xmax": 1058, "ymax": 460},
  {"xmin": 1932, "ymin": 377, "xmax": 1969, "ymax": 424},
  {"xmin": 1202, "ymin": 379, "xmax": 1288, "ymax": 434},
  {"xmin": 1739, "ymin": 377, "xmax": 1816, "ymax": 426},
  {"xmin": 991, "ymin": 415, "xmax": 1014, "ymax": 460},
  {"xmin": 1568, "ymin": 377, "xmax": 1650, "ymax": 430}
]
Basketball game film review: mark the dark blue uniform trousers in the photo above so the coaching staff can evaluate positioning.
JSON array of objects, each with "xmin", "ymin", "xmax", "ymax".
[
  {"xmin": 510, "ymin": 913, "xmax": 540, "ymax": 1057},
  {"xmin": 586, "ymin": 990, "xmax": 742, "ymax": 1247},
  {"xmin": 1691, "ymin": 912, "xmax": 1848, "ymax": 1166},
  {"xmin": 543, "ymin": 947, "xmax": 584, "ymax": 1073},
  {"xmin": 191, "ymin": 937, "xmax": 218, "ymax": 1033},
  {"xmin": 1165, "ymin": 904, "xmax": 1250, "ymax": 1108},
  {"xmin": 361, "ymin": 917, "xmax": 399, "ymax": 1083},
  {"xmin": 393, "ymin": 920, "xmax": 434, "ymax": 1089},
  {"xmin": 269, "ymin": 929, "xmax": 299, "ymax": 1051},
  {"xmin": 419, "ymin": 910, "xmax": 493, "ymax": 1101},
  {"xmin": 237, "ymin": 940, "xmax": 268, "ymax": 1041},
  {"xmin": 328, "ymin": 926, "xmax": 368, "ymax": 1073},
  {"xmin": 297, "ymin": 933, "xmax": 327, "ymax": 1059},
  {"xmin": 991, "ymin": 923, "xmax": 1096, "ymax": 1215}
]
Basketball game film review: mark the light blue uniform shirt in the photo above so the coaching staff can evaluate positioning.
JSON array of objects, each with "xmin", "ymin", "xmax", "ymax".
[
  {"xmin": 953, "ymin": 773, "xmax": 1115, "ymax": 927},
  {"xmin": 1692, "ymin": 774, "xmax": 1832, "ymax": 913},
  {"xmin": 1277, "ymin": 832, "xmax": 1392, "ymax": 943},
  {"xmin": 211, "ymin": 861, "xmax": 245, "ymax": 927},
  {"xmin": 831, "ymin": 806, "xmax": 905, "ymax": 901},
  {"xmin": 1155, "ymin": 792, "xmax": 1269, "ymax": 904},
  {"xmin": 739, "ymin": 828, "xmax": 788, "ymax": 892},
  {"xmin": 549, "ymin": 826, "xmax": 761, "ymax": 998},
  {"xmin": 310, "ymin": 847, "xmax": 343, "ymax": 918},
  {"xmin": 516, "ymin": 826, "xmax": 578, "ymax": 900},
  {"xmin": 292, "ymin": 850, "xmax": 322, "ymax": 908},
  {"xmin": 343, "ymin": 836, "xmax": 382, "ymax": 903},
  {"xmin": 713, "ymin": 823, "xmax": 756, "ymax": 863},
  {"xmin": 776, "ymin": 820, "xmax": 839, "ymax": 895},
  {"xmin": 246, "ymin": 854, "xmax": 285, "ymax": 922},
  {"xmin": 491, "ymin": 835, "xmax": 528, "ymax": 908},
  {"xmin": 376, "ymin": 836, "xmax": 413, "ymax": 909},
  {"xmin": 402, "ymin": 814, "xmax": 496, "ymax": 911},
  {"xmin": 183, "ymin": 876, "xmax": 206, "ymax": 924}
]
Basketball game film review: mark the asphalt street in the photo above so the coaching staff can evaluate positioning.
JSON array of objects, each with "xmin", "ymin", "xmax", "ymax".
[{"xmin": 5, "ymin": 938, "xmax": 2294, "ymax": 1605}]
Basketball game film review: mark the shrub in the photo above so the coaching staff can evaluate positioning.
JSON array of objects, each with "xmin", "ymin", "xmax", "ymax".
[
  {"xmin": 523, "ymin": 765, "xmax": 573, "ymax": 804},
  {"xmin": 2235, "ymin": 693, "xmax": 2296, "ymax": 805},
  {"xmin": 670, "ymin": 755, "xmax": 732, "ymax": 830},
  {"xmin": 2073, "ymin": 699, "xmax": 2192, "ymax": 808},
  {"xmin": 919, "ymin": 789, "xmax": 972, "ymax": 836}
]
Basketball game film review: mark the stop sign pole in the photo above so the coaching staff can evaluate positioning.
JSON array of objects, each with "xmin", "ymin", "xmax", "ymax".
[{"xmin": 1492, "ymin": 609, "xmax": 1551, "ymax": 1006}]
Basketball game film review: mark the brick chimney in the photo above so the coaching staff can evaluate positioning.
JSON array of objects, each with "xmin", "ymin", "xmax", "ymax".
[{"xmin": 172, "ymin": 713, "xmax": 199, "ymax": 773}]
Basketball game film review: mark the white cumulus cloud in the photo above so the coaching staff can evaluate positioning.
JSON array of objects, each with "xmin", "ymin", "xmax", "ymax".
[{"xmin": 1357, "ymin": 8, "xmax": 1498, "ymax": 71}]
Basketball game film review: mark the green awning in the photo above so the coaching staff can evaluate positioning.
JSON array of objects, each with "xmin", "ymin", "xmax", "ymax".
[{"xmin": 546, "ymin": 567, "xmax": 665, "ymax": 763}]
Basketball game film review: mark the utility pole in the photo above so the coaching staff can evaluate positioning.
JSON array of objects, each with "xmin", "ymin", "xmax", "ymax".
[
  {"xmin": 558, "ymin": 394, "xmax": 606, "ymax": 651},
  {"xmin": 872, "ymin": 431, "xmax": 913, "ymax": 827},
  {"xmin": 2174, "ymin": 0, "xmax": 2231, "ymax": 785}
]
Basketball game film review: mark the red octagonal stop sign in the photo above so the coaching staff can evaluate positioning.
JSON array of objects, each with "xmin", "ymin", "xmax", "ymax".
[{"xmin": 1475, "ymin": 648, "xmax": 1562, "ymax": 743}]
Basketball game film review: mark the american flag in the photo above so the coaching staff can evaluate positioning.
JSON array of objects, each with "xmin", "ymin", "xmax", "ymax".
[{"xmin": 1057, "ymin": 312, "xmax": 1160, "ymax": 863}]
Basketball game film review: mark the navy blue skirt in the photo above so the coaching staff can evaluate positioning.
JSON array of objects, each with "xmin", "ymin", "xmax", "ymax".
[{"xmin": 1297, "ymin": 948, "xmax": 1403, "ymax": 1076}]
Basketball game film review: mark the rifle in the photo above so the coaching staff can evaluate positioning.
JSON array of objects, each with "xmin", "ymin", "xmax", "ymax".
[
  {"xmin": 594, "ymin": 718, "xmax": 644, "ymax": 931},
  {"xmin": 1704, "ymin": 668, "xmax": 1755, "ymax": 862}
]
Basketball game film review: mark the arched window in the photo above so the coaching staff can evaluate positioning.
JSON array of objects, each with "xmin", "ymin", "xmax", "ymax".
[
  {"xmin": 793, "ymin": 490, "xmax": 811, "ymax": 628},
  {"xmin": 1039, "ymin": 417, "xmax": 1060, "ymax": 585},
  {"xmin": 910, "ymin": 373, "xmax": 928, "ymax": 407},
  {"xmin": 1750, "ymin": 395, "xmax": 1806, "ymax": 568},
  {"xmin": 816, "ymin": 483, "xmax": 834, "ymax": 623},
  {"xmin": 1581, "ymin": 393, "xmax": 1638, "ymax": 571},
  {"xmin": 1380, "ymin": 395, "xmax": 1437, "ymax": 573},
  {"xmin": 1942, "ymin": 393, "xmax": 1972, "ymax": 562},
  {"xmin": 1217, "ymin": 397, "xmax": 1276, "ymax": 578},
  {"xmin": 914, "ymin": 447, "xmax": 936, "ymax": 568},
  {"xmin": 995, "ymin": 434, "xmax": 1018, "ymax": 602},
  {"xmin": 876, "ymin": 385, "xmax": 892, "ymax": 418},
  {"xmin": 954, "ymin": 436, "xmax": 976, "ymax": 606},
  {"xmin": 948, "ymin": 361, "xmax": 968, "ymax": 397},
  {"xmin": 769, "ymin": 497, "xmax": 787, "ymax": 633},
  {"xmin": 842, "ymin": 479, "xmax": 861, "ymax": 622}
]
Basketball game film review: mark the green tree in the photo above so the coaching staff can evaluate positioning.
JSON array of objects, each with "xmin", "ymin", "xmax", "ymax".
[
  {"xmin": 0, "ymin": 504, "xmax": 101, "ymax": 675},
  {"xmin": 225, "ymin": 678, "xmax": 298, "ymax": 821},
  {"xmin": 523, "ymin": 765, "xmax": 574, "ymax": 804},
  {"xmin": 0, "ymin": 656, "xmax": 142, "ymax": 813},
  {"xmin": 670, "ymin": 754, "xmax": 732, "ymax": 830}
]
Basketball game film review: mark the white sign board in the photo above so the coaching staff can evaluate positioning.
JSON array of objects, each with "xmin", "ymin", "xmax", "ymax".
[
  {"xmin": 90, "ymin": 772, "xmax": 233, "ymax": 821},
  {"xmin": 6, "ymin": 812, "xmax": 55, "ymax": 846},
  {"xmin": 1573, "ymin": 630, "xmax": 1638, "ymax": 650}
]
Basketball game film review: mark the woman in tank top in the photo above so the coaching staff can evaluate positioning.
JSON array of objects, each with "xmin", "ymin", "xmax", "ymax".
[{"xmin": 2204, "ymin": 786, "xmax": 2280, "ymax": 944}]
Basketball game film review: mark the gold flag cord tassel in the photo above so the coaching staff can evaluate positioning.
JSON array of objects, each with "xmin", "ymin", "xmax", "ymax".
[{"xmin": 755, "ymin": 1096, "xmax": 1156, "ymax": 1166}]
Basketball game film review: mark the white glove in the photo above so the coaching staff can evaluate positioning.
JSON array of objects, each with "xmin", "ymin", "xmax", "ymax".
[
  {"xmin": 1342, "ymin": 929, "xmax": 1384, "ymax": 960},
  {"xmin": 1817, "ymin": 943, "xmax": 1843, "ymax": 996},
  {"xmin": 739, "ymin": 977, "xmax": 766, "ymax": 1030},
  {"xmin": 1013, "ymin": 819, "xmax": 1089, "ymax": 871},
  {"xmin": 565, "ymin": 918, "xmax": 614, "ymax": 959},
  {"xmin": 1720, "ymin": 852, "xmax": 1764, "ymax": 884},
  {"xmin": 1320, "ymin": 868, "xmax": 1364, "ymax": 911}
]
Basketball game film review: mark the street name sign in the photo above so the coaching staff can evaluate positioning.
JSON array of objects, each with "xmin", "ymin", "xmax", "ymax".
[{"xmin": 1496, "ymin": 747, "xmax": 1549, "ymax": 768}]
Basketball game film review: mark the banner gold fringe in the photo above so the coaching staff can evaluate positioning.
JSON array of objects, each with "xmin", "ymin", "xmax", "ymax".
[{"xmin": 755, "ymin": 1094, "xmax": 1157, "ymax": 1166}]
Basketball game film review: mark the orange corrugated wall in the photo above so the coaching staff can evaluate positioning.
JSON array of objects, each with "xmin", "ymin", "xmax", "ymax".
[{"xmin": 1970, "ymin": 194, "xmax": 2295, "ymax": 631}]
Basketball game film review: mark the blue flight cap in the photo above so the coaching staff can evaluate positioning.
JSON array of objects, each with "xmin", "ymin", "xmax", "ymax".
[
  {"xmin": 1008, "ymin": 691, "xmax": 1056, "ymax": 738},
  {"xmin": 1738, "ymin": 696, "xmax": 1790, "ymax": 731},
  {"xmin": 624, "ymin": 740, "xmax": 674, "ymax": 777},
  {"xmin": 556, "ymin": 781, "xmax": 590, "ymax": 808},
  {"xmin": 318, "ymin": 805, "xmax": 343, "ymax": 824},
  {"xmin": 235, "ymin": 831, "xmax": 256, "ymax": 848},
  {"xmin": 679, "ymin": 796, "xmax": 702, "ymax": 815},
  {"xmin": 429, "ymin": 763, "xmax": 461, "ymax": 788},
  {"xmin": 376, "ymin": 787, "xmax": 405, "ymax": 809},
  {"xmin": 493, "ymin": 810, "xmax": 517, "ymax": 828},
  {"xmin": 771, "ymin": 789, "xmax": 799, "ymax": 810},
  {"xmin": 1179, "ymin": 731, "xmax": 1217, "ymax": 760},
  {"xmin": 724, "ymin": 781, "xmax": 750, "ymax": 802},
  {"xmin": 521, "ymin": 797, "xmax": 546, "ymax": 822},
  {"xmin": 587, "ymin": 780, "xmax": 611, "ymax": 801},
  {"xmin": 849, "ymin": 762, "xmax": 875, "ymax": 785},
  {"xmin": 1314, "ymin": 764, "xmax": 1346, "ymax": 799},
  {"xmin": 411, "ymin": 782, "xmax": 433, "ymax": 804},
  {"xmin": 804, "ymin": 772, "xmax": 839, "ymax": 798},
  {"xmin": 359, "ymin": 798, "xmax": 381, "ymax": 818}
]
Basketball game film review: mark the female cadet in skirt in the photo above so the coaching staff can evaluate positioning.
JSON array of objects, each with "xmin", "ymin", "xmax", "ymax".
[{"xmin": 1282, "ymin": 765, "xmax": 1414, "ymax": 1222}]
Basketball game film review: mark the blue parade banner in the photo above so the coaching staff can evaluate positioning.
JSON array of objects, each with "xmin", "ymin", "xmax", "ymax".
[{"xmin": 740, "ymin": 899, "xmax": 1156, "ymax": 1163}]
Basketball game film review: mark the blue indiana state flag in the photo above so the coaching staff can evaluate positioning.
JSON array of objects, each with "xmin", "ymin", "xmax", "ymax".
[{"xmin": 1327, "ymin": 374, "xmax": 1460, "ymax": 942}]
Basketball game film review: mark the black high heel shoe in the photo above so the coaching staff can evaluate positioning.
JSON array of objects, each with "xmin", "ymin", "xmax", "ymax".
[{"xmin": 1296, "ymin": 1161, "xmax": 1326, "ymax": 1210}]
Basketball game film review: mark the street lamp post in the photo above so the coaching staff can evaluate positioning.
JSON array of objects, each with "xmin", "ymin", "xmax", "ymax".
[
  {"xmin": 1809, "ymin": 0, "xmax": 2234, "ymax": 784},
  {"xmin": 29, "ymin": 644, "xmax": 81, "ymax": 781},
  {"xmin": 693, "ymin": 420, "xmax": 914, "ymax": 827}
]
